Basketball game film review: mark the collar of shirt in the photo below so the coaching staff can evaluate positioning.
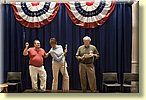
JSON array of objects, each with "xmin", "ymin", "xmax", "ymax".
[
  {"xmin": 84, "ymin": 45, "xmax": 90, "ymax": 48},
  {"xmin": 33, "ymin": 47, "xmax": 41, "ymax": 51},
  {"xmin": 52, "ymin": 45, "xmax": 59, "ymax": 50}
]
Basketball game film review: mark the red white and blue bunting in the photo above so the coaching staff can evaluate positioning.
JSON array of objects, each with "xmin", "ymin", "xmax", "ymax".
[
  {"xmin": 12, "ymin": 2, "xmax": 60, "ymax": 28},
  {"xmin": 65, "ymin": 0, "xmax": 116, "ymax": 28},
  {"xmin": 12, "ymin": 1, "xmax": 116, "ymax": 29}
]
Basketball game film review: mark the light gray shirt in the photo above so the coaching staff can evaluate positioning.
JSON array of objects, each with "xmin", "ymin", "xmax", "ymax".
[{"xmin": 49, "ymin": 45, "xmax": 65, "ymax": 64}]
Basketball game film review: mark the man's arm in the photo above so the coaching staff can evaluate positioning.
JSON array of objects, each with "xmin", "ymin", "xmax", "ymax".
[
  {"xmin": 50, "ymin": 51, "xmax": 64, "ymax": 62},
  {"xmin": 44, "ymin": 52, "xmax": 49, "ymax": 58},
  {"xmin": 93, "ymin": 47, "xmax": 100, "ymax": 59},
  {"xmin": 23, "ymin": 42, "xmax": 29, "ymax": 56},
  {"xmin": 48, "ymin": 45, "xmax": 67, "ymax": 61},
  {"xmin": 76, "ymin": 47, "xmax": 85, "ymax": 61},
  {"xmin": 88, "ymin": 46, "xmax": 100, "ymax": 59}
]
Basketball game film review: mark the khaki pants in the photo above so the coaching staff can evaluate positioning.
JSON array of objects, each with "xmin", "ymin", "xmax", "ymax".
[
  {"xmin": 52, "ymin": 61, "xmax": 69, "ymax": 92},
  {"xmin": 29, "ymin": 65, "xmax": 47, "ymax": 91},
  {"xmin": 79, "ymin": 63, "xmax": 96, "ymax": 92}
]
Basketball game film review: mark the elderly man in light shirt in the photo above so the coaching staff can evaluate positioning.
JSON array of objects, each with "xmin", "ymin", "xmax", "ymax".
[{"xmin": 49, "ymin": 38, "xmax": 69, "ymax": 92}]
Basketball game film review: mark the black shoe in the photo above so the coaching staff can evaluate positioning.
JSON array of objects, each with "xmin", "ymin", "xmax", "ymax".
[
  {"xmin": 32, "ymin": 89, "xmax": 38, "ymax": 93},
  {"xmin": 40, "ymin": 90, "xmax": 46, "ymax": 93},
  {"xmin": 91, "ymin": 90, "xmax": 96, "ymax": 93},
  {"xmin": 82, "ymin": 90, "xmax": 87, "ymax": 93}
]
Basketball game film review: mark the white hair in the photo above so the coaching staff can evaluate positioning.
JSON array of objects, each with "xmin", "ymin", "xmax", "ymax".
[{"xmin": 83, "ymin": 36, "xmax": 91, "ymax": 41}]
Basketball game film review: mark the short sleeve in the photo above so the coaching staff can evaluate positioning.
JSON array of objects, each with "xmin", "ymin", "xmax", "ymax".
[{"xmin": 42, "ymin": 49, "xmax": 46, "ymax": 56}]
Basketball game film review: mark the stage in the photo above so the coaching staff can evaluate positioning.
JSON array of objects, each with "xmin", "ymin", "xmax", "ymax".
[{"xmin": 23, "ymin": 89, "xmax": 99, "ymax": 93}]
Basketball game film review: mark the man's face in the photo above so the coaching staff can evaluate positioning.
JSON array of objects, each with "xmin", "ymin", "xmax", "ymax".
[
  {"xmin": 34, "ymin": 40, "xmax": 40, "ymax": 49},
  {"xmin": 50, "ymin": 43, "xmax": 56, "ymax": 48},
  {"xmin": 83, "ymin": 40, "xmax": 90, "ymax": 47}
]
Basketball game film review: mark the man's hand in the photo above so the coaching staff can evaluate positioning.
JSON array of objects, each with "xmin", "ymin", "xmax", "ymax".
[
  {"xmin": 25, "ymin": 42, "xmax": 29, "ymax": 48},
  {"xmin": 23, "ymin": 42, "xmax": 29, "ymax": 56},
  {"xmin": 89, "ymin": 51, "xmax": 95, "ymax": 57},
  {"xmin": 89, "ymin": 53, "xmax": 95, "ymax": 57},
  {"xmin": 44, "ymin": 52, "xmax": 50, "ymax": 58},
  {"xmin": 80, "ymin": 55, "xmax": 85, "ymax": 60},
  {"xmin": 64, "ymin": 48, "xmax": 67, "ymax": 54}
]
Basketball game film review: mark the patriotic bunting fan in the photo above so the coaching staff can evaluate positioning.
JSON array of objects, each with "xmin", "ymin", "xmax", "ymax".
[
  {"xmin": 12, "ymin": 2, "xmax": 60, "ymax": 28},
  {"xmin": 65, "ymin": 0, "xmax": 116, "ymax": 28}
]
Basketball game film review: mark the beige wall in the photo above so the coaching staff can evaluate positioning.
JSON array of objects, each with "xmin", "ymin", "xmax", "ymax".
[
  {"xmin": 132, "ymin": 1, "xmax": 139, "ymax": 73},
  {"xmin": 131, "ymin": 1, "xmax": 139, "ymax": 93}
]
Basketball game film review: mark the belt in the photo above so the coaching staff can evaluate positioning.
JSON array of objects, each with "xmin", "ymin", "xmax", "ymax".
[{"xmin": 29, "ymin": 64, "xmax": 42, "ymax": 67}]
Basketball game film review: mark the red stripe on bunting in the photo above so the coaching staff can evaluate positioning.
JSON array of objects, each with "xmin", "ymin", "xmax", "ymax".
[
  {"xmin": 65, "ymin": 1, "xmax": 116, "ymax": 28},
  {"xmin": 12, "ymin": 3, "xmax": 60, "ymax": 28}
]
